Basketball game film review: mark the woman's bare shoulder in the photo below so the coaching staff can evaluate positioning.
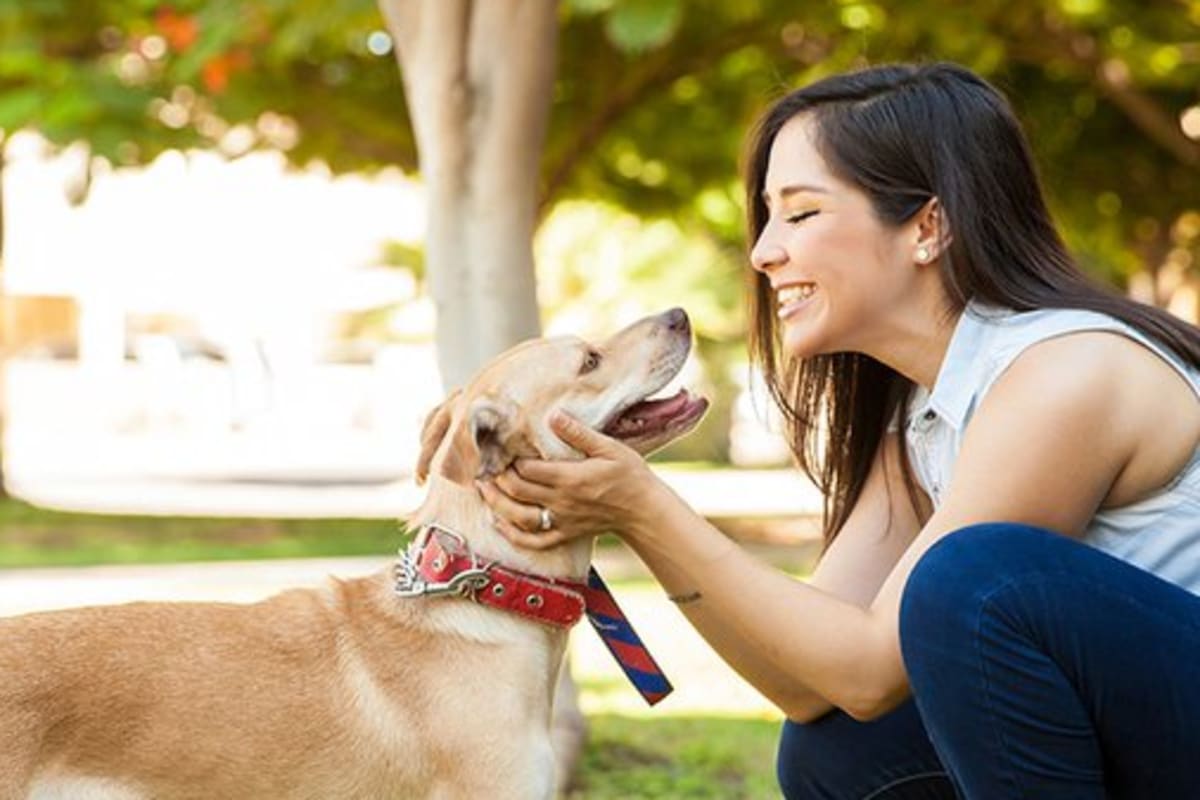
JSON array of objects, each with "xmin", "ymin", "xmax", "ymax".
[{"xmin": 993, "ymin": 330, "xmax": 1199, "ymax": 508}]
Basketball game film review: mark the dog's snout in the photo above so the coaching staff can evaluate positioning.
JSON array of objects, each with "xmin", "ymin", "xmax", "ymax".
[{"xmin": 663, "ymin": 307, "xmax": 689, "ymax": 336}]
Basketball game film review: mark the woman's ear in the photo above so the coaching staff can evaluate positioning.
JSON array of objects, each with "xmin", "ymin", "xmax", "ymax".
[{"xmin": 913, "ymin": 197, "xmax": 952, "ymax": 263}]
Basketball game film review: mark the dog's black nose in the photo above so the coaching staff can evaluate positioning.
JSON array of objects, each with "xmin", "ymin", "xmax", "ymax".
[{"xmin": 664, "ymin": 307, "xmax": 689, "ymax": 334}]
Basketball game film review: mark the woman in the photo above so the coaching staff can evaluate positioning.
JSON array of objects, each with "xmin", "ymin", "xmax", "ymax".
[{"xmin": 478, "ymin": 62, "xmax": 1200, "ymax": 798}]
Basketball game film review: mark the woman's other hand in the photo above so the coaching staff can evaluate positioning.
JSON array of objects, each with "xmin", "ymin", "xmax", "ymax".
[{"xmin": 477, "ymin": 411, "xmax": 663, "ymax": 550}]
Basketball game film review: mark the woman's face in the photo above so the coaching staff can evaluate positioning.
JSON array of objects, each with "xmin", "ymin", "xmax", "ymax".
[{"xmin": 751, "ymin": 115, "xmax": 922, "ymax": 360}]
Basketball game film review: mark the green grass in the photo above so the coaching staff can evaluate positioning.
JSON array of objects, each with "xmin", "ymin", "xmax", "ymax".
[
  {"xmin": 0, "ymin": 498, "xmax": 801, "ymax": 571},
  {"xmin": 650, "ymin": 460, "xmax": 725, "ymax": 471},
  {"xmin": 571, "ymin": 714, "xmax": 781, "ymax": 799},
  {"xmin": 0, "ymin": 497, "xmax": 405, "ymax": 567}
]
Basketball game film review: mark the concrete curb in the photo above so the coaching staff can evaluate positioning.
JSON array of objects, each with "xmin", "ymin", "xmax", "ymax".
[{"xmin": 8, "ymin": 466, "xmax": 825, "ymax": 521}]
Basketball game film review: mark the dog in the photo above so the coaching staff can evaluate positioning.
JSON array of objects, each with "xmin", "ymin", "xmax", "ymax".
[{"xmin": 0, "ymin": 308, "xmax": 708, "ymax": 800}]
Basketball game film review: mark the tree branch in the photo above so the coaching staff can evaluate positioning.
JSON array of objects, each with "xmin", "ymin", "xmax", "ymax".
[
  {"xmin": 1011, "ymin": 24, "xmax": 1200, "ymax": 169},
  {"xmin": 537, "ymin": 21, "xmax": 782, "ymax": 216},
  {"xmin": 1092, "ymin": 58, "xmax": 1200, "ymax": 167}
]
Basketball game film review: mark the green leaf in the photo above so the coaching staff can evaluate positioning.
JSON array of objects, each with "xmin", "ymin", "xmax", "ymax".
[
  {"xmin": 0, "ymin": 86, "xmax": 43, "ymax": 128},
  {"xmin": 0, "ymin": 43, "xmax": 44, "ymax": 78},
  {"xmin": 603, "ymin": 0, "xmax": 682, "ymax": 53},
  {"xmin": 566, "ymin": 0, "xmax": 616, "ymax": 14}
]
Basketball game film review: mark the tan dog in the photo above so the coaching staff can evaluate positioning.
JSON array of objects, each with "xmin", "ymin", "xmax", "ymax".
[{"xmin": 0, "ymin": 308, "xmax": 707, "ymax": 800}]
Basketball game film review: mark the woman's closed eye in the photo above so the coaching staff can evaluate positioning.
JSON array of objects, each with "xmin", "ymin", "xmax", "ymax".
[{"xmin": 786, "ymin": 209, "xmax": 820, "ymax": 225}]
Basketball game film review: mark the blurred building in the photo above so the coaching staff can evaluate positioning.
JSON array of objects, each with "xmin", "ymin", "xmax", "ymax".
[
  {"xmin": 0, "ymin": 132, "xmax": 795, "ymax": 491},
  {"xmin": 0, "ymin": 133, "xmax": 446, "ymax": 485}
]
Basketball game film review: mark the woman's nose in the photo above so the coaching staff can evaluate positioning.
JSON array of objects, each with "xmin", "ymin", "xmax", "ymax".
[{"xmin": 750, "ymin": 233, "xmax": 787, "ymax": 273}]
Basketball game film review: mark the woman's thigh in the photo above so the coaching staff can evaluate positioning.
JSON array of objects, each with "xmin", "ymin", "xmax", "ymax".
[
  {"xmin": 901, "ymin": 522, "xmax": 1200, "ymax": 799},
  {"xmin": 777, "ymin": 699, "xmax": 956, "ymax": 800}
]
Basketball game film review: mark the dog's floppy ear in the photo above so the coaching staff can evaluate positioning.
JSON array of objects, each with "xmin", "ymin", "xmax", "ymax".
[
  {"xmin": 414, "ymin": 389, "xmax": 462, "ymax": 485},
  {"xmin": 419, "ymin": 392, "xmax": 529, "ymax": 485},
  {"xmin": 467, "ymin": 396, "xmax": 520, "ymax": 479}
]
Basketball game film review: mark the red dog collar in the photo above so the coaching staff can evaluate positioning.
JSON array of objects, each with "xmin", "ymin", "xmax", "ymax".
[
  {"xmin": 395, "ymin": 523, "xmax": 673, "ymax": 704},
  {"xmin": 395, "ymin": 524, "xmax": 587, "ymax": 628}
]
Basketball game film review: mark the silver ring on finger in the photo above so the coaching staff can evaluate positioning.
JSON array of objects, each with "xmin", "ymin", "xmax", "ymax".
[{"xmin": 538, "ymin": 506, "xmax": 554, "ymax": 532}]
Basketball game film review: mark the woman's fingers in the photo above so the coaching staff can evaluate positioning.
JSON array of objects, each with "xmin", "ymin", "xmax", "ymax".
[
  {"xmin": 493, "ymin": 516, "xmax": 567, "ymax": 551},
  {"xmin": 550, "ymin": 411, "xmax": 618, "ymax": 457},
  {"xmin": 493, "ymin": 467, "xmax": 554, "ymax": 505},
  {"xmin": 477, "ymin": 476, "xmax": 575, "ymax": 550},
  {"xmin": 476, "ymin": 479, "xmax": 544, "ymax": 532},
  {"xmin": 513, "ymin": 457, "xmax": 583, "ymax": 488},
  {"xmin": 473, "ymin": 414, "xmax": 643, "ymax": 551}
]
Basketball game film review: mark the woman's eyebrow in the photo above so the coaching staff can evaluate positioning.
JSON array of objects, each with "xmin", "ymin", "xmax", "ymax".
[{"xmin": 761, "ymin": 183, "xmax": 830, "ymax": 206}]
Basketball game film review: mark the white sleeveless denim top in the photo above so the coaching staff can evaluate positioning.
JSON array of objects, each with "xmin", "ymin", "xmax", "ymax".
[{"xmin": 902, "ymin": 302, "xmax": 1200, "ymax": 594}]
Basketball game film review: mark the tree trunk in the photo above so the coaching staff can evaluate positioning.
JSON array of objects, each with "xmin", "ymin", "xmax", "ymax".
[
  {"xmin": 380, "ymin": 0, "xmax": 553, "ymax": 389},
  {"xmin": 377, "ymin": 2, "xmax": 585, "ymax": 793}
]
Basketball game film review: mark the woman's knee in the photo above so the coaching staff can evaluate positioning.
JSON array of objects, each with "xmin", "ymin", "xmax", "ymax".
[
  {"xmin": 777, "ymin": 712, "xmax": 863, "ymax": 798},
  {"xmin": 899, "ymin": 522, "xmax": 1061, "ymax": 679},
  {"xmin": 901, "ymin": 522, "xmax": 1055, "ymax": 621},
  {"xmin": 777, "ymin": 703, "xmax": 950, "ymax": 799}
]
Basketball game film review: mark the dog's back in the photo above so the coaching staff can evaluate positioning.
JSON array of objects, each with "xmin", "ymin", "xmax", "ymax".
[{"xmin": 0, "ymin": 576, "xmax": 556, "ymax": 799}]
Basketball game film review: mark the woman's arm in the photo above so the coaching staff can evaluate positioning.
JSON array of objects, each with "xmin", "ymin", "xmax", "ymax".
[
  {"xmin": 486, "ymin": 333, "xmax": 1144, "ymax": 719},
  {"xmin": 791, "ymin": 432, "xmax": 929, "ymax": 719},
  {"xmin": 487, "ymin": 430, "xmax": 929, "ymax": 720}
]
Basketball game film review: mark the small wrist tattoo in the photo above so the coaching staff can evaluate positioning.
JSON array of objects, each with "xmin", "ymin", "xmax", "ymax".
[{"xmin": 668, "ymin": 590, "xmax": 702, "ymax": 605}]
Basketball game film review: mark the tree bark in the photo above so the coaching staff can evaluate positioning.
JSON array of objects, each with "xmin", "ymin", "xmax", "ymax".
[
  {"xmin": 380, "ymin": 0, "xmax": 554, "ymax": 389},
  {"xmin": 377, "ymin": 3, "xmax": 584, "ymax": 793}
]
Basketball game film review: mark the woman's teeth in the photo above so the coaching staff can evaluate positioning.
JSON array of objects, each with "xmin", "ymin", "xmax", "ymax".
[{"xmin": 777, "ymin": 284, "xmax": 815, "ymax": 306}]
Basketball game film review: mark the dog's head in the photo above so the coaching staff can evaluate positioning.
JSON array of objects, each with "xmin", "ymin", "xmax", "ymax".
[{"xmin": 416, "ymin": 307, "xmax": 709, "ymax": 486}]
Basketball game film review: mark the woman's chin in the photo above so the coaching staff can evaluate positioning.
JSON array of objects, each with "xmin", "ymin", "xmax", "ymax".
[{"xmin": 781, "ymin": 315, "xmax": 829, "ymax": 359}]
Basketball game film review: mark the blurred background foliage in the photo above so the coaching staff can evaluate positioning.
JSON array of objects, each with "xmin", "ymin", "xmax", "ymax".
[{"xmin": 1, "ymin": 0, "xmax": 1198, "ymax": 462}]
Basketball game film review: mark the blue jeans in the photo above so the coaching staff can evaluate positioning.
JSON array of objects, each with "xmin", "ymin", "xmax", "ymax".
[{"xmin": 777, "ymin": 523, "xmax": 1200, "ymax": 799}]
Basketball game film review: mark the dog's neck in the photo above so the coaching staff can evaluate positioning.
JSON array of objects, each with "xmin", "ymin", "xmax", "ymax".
[{"xmin": 410, "ymin": 474, "xmax": 589, "ymax": 581}]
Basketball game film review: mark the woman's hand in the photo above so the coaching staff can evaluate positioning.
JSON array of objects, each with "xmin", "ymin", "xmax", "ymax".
[{"xmin": 477, "ymin": 411, "xmax": 664, "ymax": 550}]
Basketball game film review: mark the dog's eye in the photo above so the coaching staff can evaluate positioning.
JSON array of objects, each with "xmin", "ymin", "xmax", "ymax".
[{"xmin": 580, "ymin": 350, "xmax": 601, "ymax": 374}]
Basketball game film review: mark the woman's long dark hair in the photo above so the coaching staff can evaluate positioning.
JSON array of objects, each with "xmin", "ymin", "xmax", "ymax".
[{"xmin": 744, "ymin": 62, "xmax": 1200, "ymax": 547}]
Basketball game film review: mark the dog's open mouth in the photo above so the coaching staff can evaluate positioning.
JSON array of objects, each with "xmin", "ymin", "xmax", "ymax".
[{"xmin": 601, "ymin": 388, "xmax": 709, "ymax": 444}]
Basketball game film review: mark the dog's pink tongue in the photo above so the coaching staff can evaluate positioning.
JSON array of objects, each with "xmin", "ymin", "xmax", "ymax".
[{"xmin": 605, "ymin": 389, "xmax": 692, "ymax": 435}]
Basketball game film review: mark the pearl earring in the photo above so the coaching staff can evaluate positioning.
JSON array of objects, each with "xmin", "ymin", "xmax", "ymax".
[{"xmin": 916, "ymin": 246, "xmax": 931, "ymax": 263}]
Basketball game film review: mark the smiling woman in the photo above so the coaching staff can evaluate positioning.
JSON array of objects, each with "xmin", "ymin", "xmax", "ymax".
[
  {"xmin": 477, "ymin": 61, "xmax": 1200, "ymax": 799},
  {"xmin": 749, "ymin": 113, "xmax": 936, "ymax": 365}
]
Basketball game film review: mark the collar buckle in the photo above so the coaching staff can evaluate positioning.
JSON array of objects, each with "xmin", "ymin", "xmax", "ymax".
[{"xmin": 394, "ymin": 523, "xmax": 490, "ymax": 598}]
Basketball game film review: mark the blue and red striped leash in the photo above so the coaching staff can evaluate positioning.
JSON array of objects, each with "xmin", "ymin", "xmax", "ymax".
[{"xmin": 579, "ymin": 566, "xmax": 673, "ymax": 706}]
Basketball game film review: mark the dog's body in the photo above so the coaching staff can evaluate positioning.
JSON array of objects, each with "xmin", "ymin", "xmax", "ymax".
[
  {"xmin": 2, "ymin": 550, "xmax": 559, "ymax": 799},
  {"xmin": 0, "ymin": 309, "xmax": 706, "ymax": 800}
]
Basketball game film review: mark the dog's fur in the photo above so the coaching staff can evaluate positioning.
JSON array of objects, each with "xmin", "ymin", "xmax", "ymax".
[{"xmin": 0, "ymin": 309, "xmax": 705, "ymax": 800}]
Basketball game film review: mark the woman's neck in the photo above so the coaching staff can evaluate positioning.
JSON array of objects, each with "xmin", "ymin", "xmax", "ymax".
[{"xmin": 861, "ymin": 292, "xmax": 962, "ymax": 391}]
